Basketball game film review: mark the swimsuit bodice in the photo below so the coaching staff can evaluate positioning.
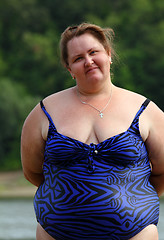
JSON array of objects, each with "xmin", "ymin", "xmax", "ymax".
[{"xmin": 34, "ymin": 99, "xmax": 159, "ymax": 240}]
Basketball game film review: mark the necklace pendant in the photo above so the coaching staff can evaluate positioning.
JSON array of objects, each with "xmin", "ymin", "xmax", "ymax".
[{"xmin": 99, "ymin": 112, "xmax": 104, "ymax": 118}]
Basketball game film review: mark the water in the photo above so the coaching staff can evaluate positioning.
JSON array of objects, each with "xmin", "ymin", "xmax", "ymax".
[
  {"xmin": 0, "ymin": 199, "xmax": 36, "ymax": 240},
  {"xmin": 0, "ymin": 198, "xmax": 163, "ymax": 240}
]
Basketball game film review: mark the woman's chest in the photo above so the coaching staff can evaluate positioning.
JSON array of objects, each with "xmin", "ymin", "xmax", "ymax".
[{"xmin": 52, "ymin": 111, "xmax": 135, "ymax": 145}]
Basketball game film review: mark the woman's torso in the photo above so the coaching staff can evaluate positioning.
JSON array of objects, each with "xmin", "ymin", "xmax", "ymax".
[{"xmin": 34, "ymin": 86, "xmax": 159, "ymax": 240}]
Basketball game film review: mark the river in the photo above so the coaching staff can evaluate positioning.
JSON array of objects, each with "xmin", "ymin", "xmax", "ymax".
[{"xmin": 0, "ymin": 198, "xmax": 163, "ymax": 240}]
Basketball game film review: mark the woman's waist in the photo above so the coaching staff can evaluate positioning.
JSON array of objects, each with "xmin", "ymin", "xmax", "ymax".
[
  {"xmin": 34, "ymin": 183, "xmax": 159, "ymax": 228},
  {"xmin": 37, "ymin": 176, "xmax": 159, "ymax": 207}
]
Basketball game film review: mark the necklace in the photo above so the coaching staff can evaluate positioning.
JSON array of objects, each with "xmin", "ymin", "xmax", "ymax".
[{"xmin": 77, "ymin": 86, "xmax": 112, "ymax": 118}]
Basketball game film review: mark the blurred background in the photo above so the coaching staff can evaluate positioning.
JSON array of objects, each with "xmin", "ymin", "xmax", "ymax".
[{"xmin": 0, "ymin": 0, "xmax": 163, "ymax": 239}]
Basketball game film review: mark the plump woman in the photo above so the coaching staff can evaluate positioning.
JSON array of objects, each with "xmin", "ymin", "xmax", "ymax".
[{"xmin": 21, "ymin": 23, "xmax": 164, "ymax": 240}]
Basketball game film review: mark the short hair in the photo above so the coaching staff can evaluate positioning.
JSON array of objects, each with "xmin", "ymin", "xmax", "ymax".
[{"xmin": 60, "ymin": 22, "xmax": 115, "ymax": 67}]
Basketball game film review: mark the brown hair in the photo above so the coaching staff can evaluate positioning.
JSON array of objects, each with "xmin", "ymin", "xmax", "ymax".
[{"xmin": 60, "ymin": 22, "xmax": 115, "ymax": 67}]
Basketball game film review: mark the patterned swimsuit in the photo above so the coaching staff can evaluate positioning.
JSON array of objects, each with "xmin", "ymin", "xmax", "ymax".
[{"xmin": 34, "ymin": 99, "xmax": 159, "ymax": 240}]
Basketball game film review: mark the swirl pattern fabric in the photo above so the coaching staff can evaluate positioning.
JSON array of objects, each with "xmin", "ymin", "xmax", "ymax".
[{"xmin": 34, "ymin": 99, "xmax": 159, "ymax": 240}]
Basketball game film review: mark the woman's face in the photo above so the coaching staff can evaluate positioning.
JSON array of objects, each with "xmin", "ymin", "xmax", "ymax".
[{"xmin": 67, "ymin": 33, "xmax": 111, "ymax": 91}]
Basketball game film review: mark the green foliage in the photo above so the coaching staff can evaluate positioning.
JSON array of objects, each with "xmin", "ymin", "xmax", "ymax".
[
  {"xmin": 0, "ymin": 0, "xmax": 163, "ymax": 170},
  {"xmin": 0, "ymin": 79, "xmax": 39, "ymax": 170},
  {"xmin": 99, "ymin": 0, "xmax": 164, "ymax": 109},
  {"xmin": 12, "ymin": 30, "xmax": 64, "ymax": 96}
]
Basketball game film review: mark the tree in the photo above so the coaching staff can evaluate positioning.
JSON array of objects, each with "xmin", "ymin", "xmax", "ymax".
[
  {"xmin": 0, "ymin": 79, "xmax": 39, "ymax": 170},
  {"xmin": 0, "ymin": 0, "xmax": 163, "ymax": 170},
  {"xmin": 87, "ymin": 0, "xmax": 164, "ymax": 110}
]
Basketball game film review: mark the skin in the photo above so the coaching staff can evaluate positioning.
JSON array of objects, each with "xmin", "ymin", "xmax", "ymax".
[
  {"xmin": 67, "ymin": 33, "xmax": 112, "ymax": 94},
  {"xmin": 21, "ymin": 33, "xmax": 164, "ymax": 240}
]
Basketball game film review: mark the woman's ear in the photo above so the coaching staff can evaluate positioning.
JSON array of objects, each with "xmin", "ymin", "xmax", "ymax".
[
  {"xmin": 108, "ymin": 51, "xmax": 112, "ymax": 64},
  {"xmin": 67, "ymin": 67, "xmax": 75, "ymax": 79}
]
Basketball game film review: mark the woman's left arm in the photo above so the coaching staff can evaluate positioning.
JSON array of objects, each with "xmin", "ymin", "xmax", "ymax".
[{"xmin": 145, "ymin": 102, "xmax": 164, "ymax": 197}]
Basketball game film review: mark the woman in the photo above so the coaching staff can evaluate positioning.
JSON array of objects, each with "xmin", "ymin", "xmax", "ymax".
[{"xmin": 21, "ymin": 23, "xmax": 164, "ymax": 240}]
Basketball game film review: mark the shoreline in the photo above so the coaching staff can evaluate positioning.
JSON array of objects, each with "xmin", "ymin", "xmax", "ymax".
[{"xmin": 0, "ymin": 170, "xmax": 36, "ymax": 199}]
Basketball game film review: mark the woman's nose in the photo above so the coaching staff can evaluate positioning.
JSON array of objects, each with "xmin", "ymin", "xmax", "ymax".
[{"xmin": 85, "ymin": 56, "xmax": 93, "ymax": 66}]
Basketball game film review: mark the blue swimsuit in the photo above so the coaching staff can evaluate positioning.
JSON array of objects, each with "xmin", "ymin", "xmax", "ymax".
[{"xmin": 34, "ymin": 99, "xmax": 159, "ymax": 240}]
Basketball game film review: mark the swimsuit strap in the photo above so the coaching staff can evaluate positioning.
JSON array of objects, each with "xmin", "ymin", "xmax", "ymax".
[
  {"xmin": 134, "ymin": 98, "xmax": 150, "ymax": 119},
  {"xmin": 40, "ymin": 100, "xmax": 57, "ymax": 131},
  {"xmin": 129, "ymin": 98, "xmax": 150, "ymax": 134}
]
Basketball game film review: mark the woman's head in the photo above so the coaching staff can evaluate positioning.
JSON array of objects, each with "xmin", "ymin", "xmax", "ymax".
[{"xmin": 60, "ymin": 23, "xmax": 115, "ymax": 68}]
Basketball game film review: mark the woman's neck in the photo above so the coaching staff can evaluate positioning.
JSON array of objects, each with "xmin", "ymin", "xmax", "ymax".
[{"xmin": 74, "ymin": 82, "xmax": 114, "ymax": 104}]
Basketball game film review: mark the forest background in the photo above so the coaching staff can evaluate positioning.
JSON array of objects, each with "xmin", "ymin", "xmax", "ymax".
[{"xmin": 0, "ymin": 0, "xmax": 163, "ymax": 171}]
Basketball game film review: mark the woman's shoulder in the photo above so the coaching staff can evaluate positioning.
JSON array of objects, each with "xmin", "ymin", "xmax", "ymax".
[
  {"xmin": 114, "ymin": 86, "xmax": 147, "ymax": 107},
  {"xmin": 43, "ymin": 87, "xmax": 74, "ymax": 105},
  {"xmin": 41, "ymin": 87, "xmax": 77, "ymax": 118},
  {"xmin": 117, "ymin": 87, "xmax": 163, "ymax": 115},
  {"xmin": 23, "ymin": 88, "xmax": 72, "ymax": 126}
]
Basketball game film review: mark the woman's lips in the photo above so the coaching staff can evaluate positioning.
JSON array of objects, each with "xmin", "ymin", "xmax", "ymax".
[{"xmin": 85, "ymin": 67, "xmax": 98, "ymax": 74}]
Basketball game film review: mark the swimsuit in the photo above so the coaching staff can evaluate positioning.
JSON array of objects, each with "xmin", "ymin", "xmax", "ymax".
[{"xmin": 34, "ymin": 99, "xmax": 159, "ymax": 240}]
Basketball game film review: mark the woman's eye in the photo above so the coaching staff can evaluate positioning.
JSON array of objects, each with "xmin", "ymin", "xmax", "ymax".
[
  {"xmin": 90, "ymin": 50, "xmax": 96, "ymax": 55},
  {"xmin": 74, "ymin": 57, "xmax": 82, "ymax": 62}
]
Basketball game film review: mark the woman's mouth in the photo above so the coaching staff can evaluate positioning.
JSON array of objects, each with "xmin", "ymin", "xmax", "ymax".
[{"xmin": 85, "ymin": 67, "xmax": 98, "ymax": 74}]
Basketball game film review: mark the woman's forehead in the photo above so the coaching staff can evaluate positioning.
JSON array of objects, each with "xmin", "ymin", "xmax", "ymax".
[{"xmin": 67, "ymin": 33, "xmax": 104, "ymax": 56}]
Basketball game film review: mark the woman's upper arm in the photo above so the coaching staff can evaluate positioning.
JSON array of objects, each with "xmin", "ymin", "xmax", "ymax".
[
  {"xmin": 145, "ymin": 102, "xmax": 164, "ymax": 175},
  {"xmin": 21, "ymin": 103, "xmax": 48, "ymax": 185}
]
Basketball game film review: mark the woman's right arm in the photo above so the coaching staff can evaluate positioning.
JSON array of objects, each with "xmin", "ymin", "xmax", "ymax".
[{"xmin": 21, "ymin": 103, "xmax": 48, "ymax": 187}]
